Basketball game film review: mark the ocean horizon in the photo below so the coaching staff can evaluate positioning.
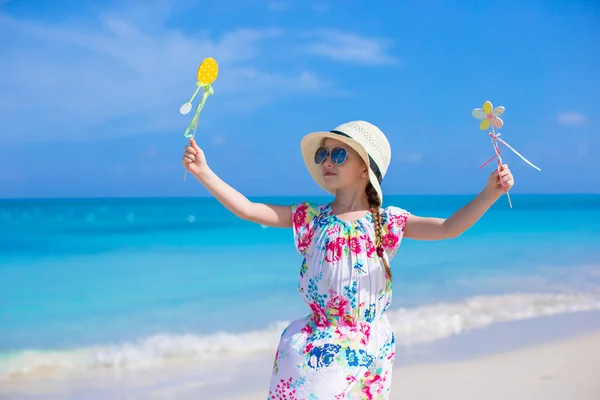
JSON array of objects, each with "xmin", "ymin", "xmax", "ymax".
[{"xmin": 1, "ymin": 193, "xmax": 599, "ymax": 398}]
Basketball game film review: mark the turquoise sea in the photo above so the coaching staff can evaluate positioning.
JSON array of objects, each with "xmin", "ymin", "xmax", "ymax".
[{"xmin": 1, "ymin": 194, "xmax": 599, "ymax": 398}]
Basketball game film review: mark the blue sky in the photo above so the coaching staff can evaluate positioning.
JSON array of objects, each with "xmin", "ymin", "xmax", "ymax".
[{"xmin": 0, "ymin": 0, "xmax": 598, "ymax": 198}]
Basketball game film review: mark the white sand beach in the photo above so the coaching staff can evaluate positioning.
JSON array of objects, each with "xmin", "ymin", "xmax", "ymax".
[
  {"xmin": 390, "ymin": 330, "xmax": 600, "ymax": 400},
  {"xmin": 228, "ymin": 329, "xmax": 600, "ymax": 400}
]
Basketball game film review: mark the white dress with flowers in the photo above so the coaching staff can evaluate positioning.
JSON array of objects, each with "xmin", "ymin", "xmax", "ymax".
[{"xmin": 267, "ymin": 201, "xmax": 410, "ymax": 400}]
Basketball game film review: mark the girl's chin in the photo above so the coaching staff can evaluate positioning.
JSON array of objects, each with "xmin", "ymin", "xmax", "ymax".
[{"xmin": 321, "ymin": 179, "xmax": 342, "ymax": 191}]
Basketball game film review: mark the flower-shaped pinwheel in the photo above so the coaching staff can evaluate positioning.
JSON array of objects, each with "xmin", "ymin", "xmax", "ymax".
[
  {"xmin": 472, "ymin": 101, "xmax": 505, "ymax": 130},
  {"xmin": 180, "ymin": 57, "xmax": 219, "ymax": 180},
  {"xmin": 180, "ymin": 57, "xmax": 219, "ymax": 139},
  {"xmin": 471, "ymin": 100, "xmax": 541, "ymax": 208}
]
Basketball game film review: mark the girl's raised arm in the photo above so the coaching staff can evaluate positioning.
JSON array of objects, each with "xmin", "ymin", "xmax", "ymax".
[
  {"xmin": 182, "ymin": 138, "xmax": 292, "ymax": 228},
  {"xmin": 405, "ymin": 165, "xmax": 513, "ymax": 240}
]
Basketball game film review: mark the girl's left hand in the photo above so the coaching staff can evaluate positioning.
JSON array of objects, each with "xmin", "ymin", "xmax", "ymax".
[{"xmin": 484, "ymin": 164, "xmax": 514, "ymax": 198}]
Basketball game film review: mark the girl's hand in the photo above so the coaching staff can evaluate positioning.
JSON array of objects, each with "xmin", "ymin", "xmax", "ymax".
[
  {"xmin": 182, "ymin": 138, "xmax": 209, "ymax": 176},
  {"xmin": 484, "ymin": 164, "xmax": 514, "ymax": 199}
]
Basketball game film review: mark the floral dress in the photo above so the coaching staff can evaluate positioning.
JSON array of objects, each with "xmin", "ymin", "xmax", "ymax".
[{"xmin": 268, "ymin": 202, "xmax": 410, "ymax": 400}]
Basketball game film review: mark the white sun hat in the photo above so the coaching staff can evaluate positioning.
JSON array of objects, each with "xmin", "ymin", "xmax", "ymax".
[{"xmin": 300, "ymin": 120, "xmax": 392, "ymax": 204}]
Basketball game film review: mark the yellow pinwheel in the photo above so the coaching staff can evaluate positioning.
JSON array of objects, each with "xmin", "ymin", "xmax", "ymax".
[
  {"xmin": 180, "ymin": 57, "xmax": 220, "ymax": 138},
  {"xmin": 180, "ymin": 57, "xmax": 219, "ymax": 181},
  {"xmin": 472, "ymin": 101, "xmax": 505, "ymax": 130}
]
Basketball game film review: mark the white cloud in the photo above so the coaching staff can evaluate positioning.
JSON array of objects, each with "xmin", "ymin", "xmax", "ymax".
[
  {"xmin": 302, "ymin": 29, "xmax": 397, "ymax": 66},
  {"xmin": 207, "ymin": 68, "xmax": 334, "ymax": 111},
  {"xmin": 0, "ymin": 11, "xmax": 329, "ymax": 144},
  {"xmin": 557, "ymin": 111, "xmax": 588, "ymax": 126}
]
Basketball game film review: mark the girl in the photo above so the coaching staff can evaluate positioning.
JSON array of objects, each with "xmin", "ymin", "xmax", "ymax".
[{"xmin": 182, "ymin": 120, "xmax": 514, "ymax": 399}]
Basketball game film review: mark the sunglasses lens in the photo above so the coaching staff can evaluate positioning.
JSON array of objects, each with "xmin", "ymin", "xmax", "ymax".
[
  {"xmin": 314, "ymin": 147, "xmax": 328, "ymax": 164},
  {"xmin": 331, "ymin": 147, "xmax": 347, "ymax": 165}
]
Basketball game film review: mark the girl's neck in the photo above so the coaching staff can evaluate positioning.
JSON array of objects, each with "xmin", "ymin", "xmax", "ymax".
[{"xmin": 331, "ymin": 191, "xmax": 370, "ymax": 213}]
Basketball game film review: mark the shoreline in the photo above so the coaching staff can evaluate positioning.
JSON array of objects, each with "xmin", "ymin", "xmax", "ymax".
[{"xmin": 3, "ymin": 310, "xmax": 599, "ymax": 399}]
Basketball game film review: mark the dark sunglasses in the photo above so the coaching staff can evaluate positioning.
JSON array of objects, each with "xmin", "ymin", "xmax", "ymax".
[{"xmin": 314, "ymin": 146, "xmax": 348, "ymax": 165}]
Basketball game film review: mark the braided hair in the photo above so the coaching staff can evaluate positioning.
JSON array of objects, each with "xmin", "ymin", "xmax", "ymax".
[{"xmin": 365, "ymin": 182, "xmax": 391, "ymax": 281}]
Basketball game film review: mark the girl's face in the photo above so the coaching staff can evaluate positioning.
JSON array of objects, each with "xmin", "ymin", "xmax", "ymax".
[{"xmin": 318, "ymin": 138, "xmax": 368, "ymax": 192}]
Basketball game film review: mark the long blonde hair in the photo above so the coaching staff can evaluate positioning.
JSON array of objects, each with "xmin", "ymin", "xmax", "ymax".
[{"xmin": 366, "ymin": 182, "xmax": 391, "ymax": 281}]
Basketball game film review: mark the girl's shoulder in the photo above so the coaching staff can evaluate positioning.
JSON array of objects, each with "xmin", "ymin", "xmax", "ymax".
[
  {"xmin": 380, "ymin": 205, "xmax": 411, "ymax": 224},
  {"xmin": 381, "ymin": 204, "xmax": 410, "ymax": 215},
  {"xmin": 291, "ymin": 201, "xmax": 329, "ymax": 229},
  {"xmin": 291, "ymin": 201, "xmax": 329, "ymax": 215}
]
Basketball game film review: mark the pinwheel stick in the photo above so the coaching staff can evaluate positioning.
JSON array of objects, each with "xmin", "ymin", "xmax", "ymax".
[
  {"xmin": 183, "ymin": 85, "xmax": 213, "ymax": 181},
  {"xmin": 480, "ymin": 127, "xmax": 512, "ymax": 208},
  {"xmin": 183, "ymin": 115, "xmax": 199, "ymax": 182}
]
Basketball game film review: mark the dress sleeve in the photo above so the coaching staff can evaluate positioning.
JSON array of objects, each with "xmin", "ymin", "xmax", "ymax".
[
  {"xmin": 381, "ymin": 206, "xmax": 410, "ymax": 260},
  {"xmin": 291, "ymin": 201, "xmax": 320, "ymax": 256}
]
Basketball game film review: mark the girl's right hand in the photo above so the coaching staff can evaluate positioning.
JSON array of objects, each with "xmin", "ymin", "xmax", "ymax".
[{"xmin": 182, "ymin": 138, "xmax": 209, "ymax": 176}]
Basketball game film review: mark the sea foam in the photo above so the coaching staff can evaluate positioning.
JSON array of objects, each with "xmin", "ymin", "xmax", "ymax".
[{"xmin": 2, "ymin": 291, "xmax": 599, "ymax": 378}]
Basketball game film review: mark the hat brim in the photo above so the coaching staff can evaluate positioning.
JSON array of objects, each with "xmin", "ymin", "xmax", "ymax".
[{"xmin": 300, "ymin": 131, "xmax": 384, "ymax": 204}]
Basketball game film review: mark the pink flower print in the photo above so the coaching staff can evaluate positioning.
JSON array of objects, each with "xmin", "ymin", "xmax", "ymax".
[
  {"xmin": 326, "ymin": 292, "xmax": 349, "ymax": 319},
  {"xmin": 301, "ymin": 323, "xmax": 313, "ymax": 335},
  {"xmin": 325, "ymin": 237, "xmax": 346, "ymax": 263},
  {"xmin": 293, "ymin": 204, "xmax": 308, "ymax": 230},
  {"xmin": 348, "ymin": 236, "xmax": 362, "ymax": 254},
  {"xmin": 303, "ymin": 343, "xmax": 314, "ymax": 355},
  {"xmin": 361, "ymin": 234, "xmax": 376, "ymax": 258},
  {"xmin": 269, "ymin": 377, "xmax": 299, "ymax": 400},
  {"xmin": 325, "ymin": 242, "xmax": 337, "ymax": 263},
  {"xmin": 389, "ymin": 212, "xmax": 407, "ymax": 229},
  {"xmin": 334, "ymin": 320, "xmax": 360, "ymax": 346},
  {"xmin": 361, "ymin": 371, "xmax": 383, "ymax": 399},
  {"xmin": 340, "ymin": 314, "xmax": 357, "ymax": 328},
  {"xmin": 334, "ymin": 393, "xmax": 347, "ymax": 400},
  {"xmin": 359, "ymin": 323, "xmax": 371, "ymax": 346},
  {"xmin": 336, "ymin": 314, "xmax": 366, "ymax": 343},
  {"xmin": 297, "ymin": 228, "xmax": 314, "ymax": 253},
  {"xmin": 327, "ymin": 224, "xmax": 341, "ymax": 236},
  {"xmin": 381, "ymin": 232, "xmax": 399, "ymax": 250},
  {"xmin": 309, "ymin": 302, "xmax": 329, "ymax": 328},
  {"xmin": 334, "ymin": 326, "xmax": 350, "ymax": 342}
]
